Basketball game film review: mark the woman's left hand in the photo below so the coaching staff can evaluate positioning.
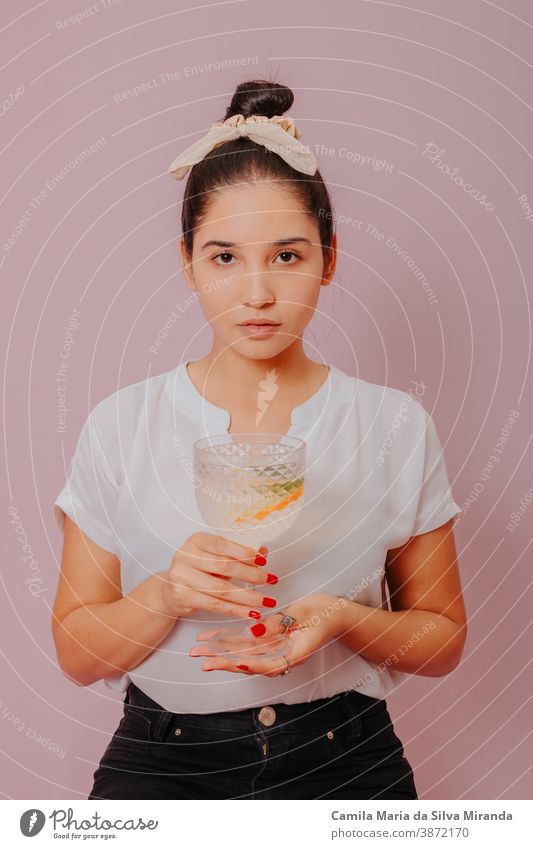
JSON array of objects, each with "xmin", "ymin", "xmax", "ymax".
[{"xmin": 188, "ymin": 593, "xmax": 348, "ymax": 677}]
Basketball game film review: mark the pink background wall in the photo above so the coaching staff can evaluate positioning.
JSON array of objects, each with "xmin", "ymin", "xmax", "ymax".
[{"xmin": 1, "ymin": 0, "xmax": 532, "ymax": 799}]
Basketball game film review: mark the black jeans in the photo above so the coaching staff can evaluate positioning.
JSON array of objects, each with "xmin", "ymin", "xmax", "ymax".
[{"xmin": 88, "ymin": 682, "xmax": 418, "ymax": 800}]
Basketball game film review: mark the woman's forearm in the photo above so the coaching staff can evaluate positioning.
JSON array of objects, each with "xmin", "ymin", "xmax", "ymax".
[
  {"xmin": 54, "ymin": 572, "xmax": 177, "ymax": 687},
  {"xmin": 335, "ymin": 600, "xmax": 466, "ymax": 677}
]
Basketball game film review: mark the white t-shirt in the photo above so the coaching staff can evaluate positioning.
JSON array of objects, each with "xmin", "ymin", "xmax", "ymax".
[{"xmin": 53, "ymin": 360, "xmax": 462, "ymax": 713}]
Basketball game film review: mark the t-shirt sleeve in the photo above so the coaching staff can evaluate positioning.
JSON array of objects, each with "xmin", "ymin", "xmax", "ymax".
[
  {"xmin": 410, "ymin": 409, "xmax": 462, "ymax": 536},
  {"xmin": 53, "ymin": 406, "xmax": 120, "ymax": 554}
]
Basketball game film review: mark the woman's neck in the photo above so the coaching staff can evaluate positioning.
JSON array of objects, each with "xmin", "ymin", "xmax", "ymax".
[{"xmin": 186, "ymin": 343, "xmax": 328, "ymax": 414}]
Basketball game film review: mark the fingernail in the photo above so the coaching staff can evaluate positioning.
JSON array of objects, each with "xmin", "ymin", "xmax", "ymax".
[
  {"xmin": 251, "ymin": 622, "xmax": 266, "ymax": 637},
  {"xmin": 236, "ymin": 664, "xmax": 249, "ymax": 671},
  {"xmin": 248, "ymin": 610, "xmax": 261, "ymax": 619},
  {"xmin": 262, "ymin": 596, "xmax": 277, "ymax": 607},
  {"xmin": 266, "ymin": 573, "xmax": 278, "ymax": 585},
  {"xmin": 255, "ymin": 554, "xmax": 267, "ymax": 566}
]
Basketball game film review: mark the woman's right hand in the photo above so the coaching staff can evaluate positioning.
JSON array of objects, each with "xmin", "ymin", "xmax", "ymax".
[{"xmin": 155, "ymin": 532, "xmax": 277, "ymax": 620}]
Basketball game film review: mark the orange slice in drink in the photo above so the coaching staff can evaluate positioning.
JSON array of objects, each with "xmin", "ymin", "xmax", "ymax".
[{"xmin": 235, "ymin": 479, "xmax": 304, "ymax": 526}]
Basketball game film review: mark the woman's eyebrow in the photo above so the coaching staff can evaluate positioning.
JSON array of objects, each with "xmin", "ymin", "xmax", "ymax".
[{"xmin": 200, "ymin": 237, "xmax": 313, "ymax": 251}]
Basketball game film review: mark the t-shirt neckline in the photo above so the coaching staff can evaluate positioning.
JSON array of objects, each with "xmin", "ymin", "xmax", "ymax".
[{"xmin": 169, "ymin": 359, "xmax": 338, "ymax": 436}]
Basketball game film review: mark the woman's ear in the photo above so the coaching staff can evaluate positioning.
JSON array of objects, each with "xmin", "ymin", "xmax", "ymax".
[
  {"xmin": 321, "ymin": 231, "xmax": 337, "ymax": 286},
  {"xmin": 179, "ymin": 235, "xmax": 196, "ymax": 290}
]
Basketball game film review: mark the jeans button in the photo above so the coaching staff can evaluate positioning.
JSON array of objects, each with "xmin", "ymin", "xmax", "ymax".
[
  {"xmin": 174, "ymin": 727, "xmax": 182, "ymax": 736},
  {"xmin": 258, "ymin": 706, "xmax": 276, "ymax": 726}
]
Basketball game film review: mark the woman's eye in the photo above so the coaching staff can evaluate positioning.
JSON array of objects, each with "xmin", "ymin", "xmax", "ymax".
[
  {"xmin": 213, "ymin": 252, "xmax": 235, "ymax": 265},
  {"xmin": 212, "ymin": 250, "xmax": 301, "ymax": 265},
  {"xmin": 276, "ymin": 250, "xmax": 300, "ymax": 264}
]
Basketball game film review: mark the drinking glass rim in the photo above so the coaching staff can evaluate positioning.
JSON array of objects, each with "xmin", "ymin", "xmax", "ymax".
[{"xmin": 192, "ymin": 432, "xmax": 306, "ymax": 453}]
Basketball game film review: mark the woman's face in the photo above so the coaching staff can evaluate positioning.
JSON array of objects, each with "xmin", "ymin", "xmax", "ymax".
[{"xmin": 180, "ymin": 182, "xmax": 336, "ymax": 360}]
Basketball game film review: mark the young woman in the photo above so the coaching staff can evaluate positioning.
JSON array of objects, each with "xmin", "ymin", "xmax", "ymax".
[{"xmin": 52, "ymin": 79, "xmax": 467, "ymax": 800}]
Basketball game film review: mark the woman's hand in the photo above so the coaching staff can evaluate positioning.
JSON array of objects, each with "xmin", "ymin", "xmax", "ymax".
[
  {"xmin": 154, "ymin": 532, "xmax": 277, "ymax": 620},
  {"xmin": 189, "ymin": 593, "xmax": 348, "ymax": 677}
]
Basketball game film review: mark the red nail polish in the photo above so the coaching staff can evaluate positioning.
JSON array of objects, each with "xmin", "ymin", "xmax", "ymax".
[
  {"xmin": 266, "ymin": 573, "xmax": 278, "ymax": 585},
  {"xmin": 262, "ymin": 596, "xmax": 277, "ymax": 608},
  {"xmin": 248, "ymin": 610, "xmax": 261, "ymax": 619},
  {"xmin": 236, "ymin": 664, "xmax": 249, "ymax": 670},
  {"xmin": 251, "ymin": 622, "xmax": 266, "ymax": 637},
  {"xmin": 255, "ymin": 554, "xmax": 267, "ymax": 566}
]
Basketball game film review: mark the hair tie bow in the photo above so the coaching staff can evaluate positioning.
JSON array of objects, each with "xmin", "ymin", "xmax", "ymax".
[{"xmin": 168, "ymin": 113, "xmax": 317, "ymax": 180}]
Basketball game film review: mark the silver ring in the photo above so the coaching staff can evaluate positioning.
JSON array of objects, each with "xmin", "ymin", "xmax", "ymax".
[
  {"xmin": 281, "ymin": 654, "xmax": 291, "ymax": 675},
  {"xmin": 277, "ymin": 611, "xmax": 297, "ymax": 632}
]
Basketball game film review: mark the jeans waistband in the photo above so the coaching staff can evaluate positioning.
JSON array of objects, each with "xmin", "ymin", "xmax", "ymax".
[{"xmin": 126, "ymin": 682, "xmax": 386, "ymax": 733}]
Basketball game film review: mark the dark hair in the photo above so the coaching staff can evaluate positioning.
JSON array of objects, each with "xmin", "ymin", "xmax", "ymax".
[{"xmin": 180, "ymin": 79, "xmax": 335, "ymax": 268}]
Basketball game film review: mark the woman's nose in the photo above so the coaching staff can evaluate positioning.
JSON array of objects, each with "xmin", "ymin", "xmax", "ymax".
[
  {"xmin": 243, "ymin": 293, "xmax": 275, "ymax": 307},
  {"xmin": 241, "ymin": 271, "xmax": 275, "ymax": 307}
]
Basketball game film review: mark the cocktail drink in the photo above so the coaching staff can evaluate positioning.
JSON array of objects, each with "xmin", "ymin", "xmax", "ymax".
[{"xmin": 192, "ymin": 433, "xmax": 306, "ymax": 659}]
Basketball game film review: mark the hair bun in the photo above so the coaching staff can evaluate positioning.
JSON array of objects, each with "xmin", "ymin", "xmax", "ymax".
[{"xmin": 223, "ymin": 79, "xmax": 294, "ymax": 120}]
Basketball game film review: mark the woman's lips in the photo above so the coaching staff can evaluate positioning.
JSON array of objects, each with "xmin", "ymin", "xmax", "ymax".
[{"xmin": 237, "ymin": 323, "xmax": 281, "ymax": 337}]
